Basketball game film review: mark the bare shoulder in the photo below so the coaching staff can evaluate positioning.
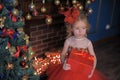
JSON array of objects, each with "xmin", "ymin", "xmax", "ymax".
[
  {"xmin": 84, "ymin": 37, "xmax": 93, "ymax": 47},
  {"xmin": 65, "ymin": 36, "xmax": 73, "ymax": 43},
  {"xmin": 84, "ymin": 37, "xmax": 92, "ymax": 43}
]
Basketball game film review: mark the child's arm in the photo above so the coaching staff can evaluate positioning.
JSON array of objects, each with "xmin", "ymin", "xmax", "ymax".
[
  {"xmin": 88, "ymin": 41, "xmax": 97, "ymax": 78},
  {"xmin": 60, "ymin": 39, "xmax": 69, "ymax": 63}
]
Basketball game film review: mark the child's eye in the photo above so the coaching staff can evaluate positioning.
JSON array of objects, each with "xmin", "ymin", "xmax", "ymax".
[{"xmin": 82, "ymin": 27, "xmax": 86, "ymax": 29}]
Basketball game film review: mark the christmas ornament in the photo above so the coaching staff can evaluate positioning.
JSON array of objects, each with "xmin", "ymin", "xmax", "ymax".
[
  {"xmin": 22, "ymin": 74, "xmax": 28, "ymax": 80},
  {"xmin": 13, "ymin": 0, "xmax": 19, "ymax": 7},
  {"xmin": 18, "ymin": 16, "xmax": 25, "ymax": 22},
  {"xmin": 0, "ymin": 3, "xmax": 3, "ymax": 10},
  {"xmin": 54, "ymin": 0, "xmax": 60, "ymax": 5},
  {"xmin": 9, "ymin": 46, "xmax": 16, "ymax": 55},
  {"xmin": 72, "ymin": 0, "xmax": 77, "ymax": 5},
  {"xmin": 59, "ymin": 4, "xmax": 64, "ymax": 11},
  {"xmin": 91, "ymin": 0, "xmax": 95, "ymax": 2},
  {"xmin": 20, "ymin": 61, "xmax": 27, "ymax": 68},
  {"xmin": 24, "ymin": 34, "xmax": 30, "ymax": 45},
  {"xmin": 40, "ymin": 6, "xmax": 47, "ymax": 13},
  {"xmin": 32, "ymin": 9, "xmax": 38, "ymax": 16},
  {"xmin": 76, "ymin": 2, "xmax": 81, "ymax": 7},
  {"xmin": 29, "ymin": 1, "xmax": 36, "ymax": 11},
  {"xmin": 41, "ymin": 0, "xmax": 46, "ymax": 13},
  {"xmin": 17, "ymin": 27, "xmax": 24, "ymax": 34},
  {"xmin": 45, "ymin": 15, "xmax": 53, "ymax": 25},
  {"xmin": 86, "ymin": 0, "xmax": 91, "ymax": 4},
  {"xmin": 12, "ymin": 8, "xmax": 19, "ymax": 16},
  {"xmin": 11, "ymin": 15, "xmax": 17, "ymax": 22},
  {"xmin": 33, "ymin": 71, "xmax": 38, "ymax": 75},
  {"xmin": 23, "ymin": 56, "xmax": 28, "ymax": 61},
  {"xmin": 66, "ymin": 0, "xmax": 70, "ymax": 7},
  {"xmin": 0, "ymin": 17, "xmax": 6, "ymax": 28},
  {"xmin": 88, "ymin": 8, "xmax": 93, "ymax": 14},
  {"xmin": 6, "ymin": 63, "xmax": 14, "ymax": 70},
  {"xmin": 26, "ymin": 13, "xmax": 32, "ymax": 20},
  {"xmin": 28, "ymin": 47, "xmax": 35, "ymax": 60},
  {"xmin": 79, "ymin": 5, "xmax": 83, "ymax": 10}
]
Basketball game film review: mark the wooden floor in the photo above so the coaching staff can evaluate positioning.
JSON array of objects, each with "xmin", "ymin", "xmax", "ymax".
[{"xmin": 94, "ymin": 35, "xmax": 120, "ymax": 80}]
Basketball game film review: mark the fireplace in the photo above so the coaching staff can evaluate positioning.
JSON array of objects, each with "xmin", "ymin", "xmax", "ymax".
[{"xmin": 25, "ymin": 15, "xmax": 66, "ymax": 55}]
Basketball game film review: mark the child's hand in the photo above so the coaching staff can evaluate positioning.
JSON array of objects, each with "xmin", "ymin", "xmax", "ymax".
[
  {"xmin": 88, "ymin": 71, "xmax": 94, "ymax": 78},
  {"xmin": 63, "ymin": 63, "xmax": 71, "ymax": 70},
  {"xmin": 62, "ymin": 59, "xmax": 71, "ymax": 70}
]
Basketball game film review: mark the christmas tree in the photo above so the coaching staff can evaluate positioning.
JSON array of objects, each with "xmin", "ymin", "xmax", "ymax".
[{"xmin": 0, "ymin": 0, "xmax": 40, "ymax": 80}]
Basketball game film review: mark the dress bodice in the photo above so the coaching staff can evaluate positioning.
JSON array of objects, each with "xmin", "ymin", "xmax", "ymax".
[
  {"xmin": 68, "ymin": 47, "xmax": 94, "ymax": 66},
  {"xmin": 66, "ymin": 36, "xmax": 92, "ymax": 49}
]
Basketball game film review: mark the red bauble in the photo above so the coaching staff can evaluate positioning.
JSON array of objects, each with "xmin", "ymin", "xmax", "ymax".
[
  {"xmin": 91, "ymin": 0, "xmax": 95, "ymax": 2},
  {"xmin": 12, "ymin": 15, "xmax": 17, "ymax": 22},
  {"xmin": 20, "ymin": 61, "xmax": 26, "ymax": 68},
  {"xmin": 0, "ymin": 4, "xmax": 3, "ymax": 10},
  {"xmin": 32, "ymin": 10, "xmax": 38, "ymax": 16}
]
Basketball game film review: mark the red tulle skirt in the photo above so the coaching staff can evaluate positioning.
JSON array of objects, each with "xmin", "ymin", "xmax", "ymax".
[{"xmin": 46, "ymin": 48, "xmax": 109, "ymax": 80}]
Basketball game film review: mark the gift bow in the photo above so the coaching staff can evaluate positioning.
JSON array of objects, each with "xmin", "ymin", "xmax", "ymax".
[{"xmin": 59, "ymin": 7, "xmax": 80, "ymax": 24}]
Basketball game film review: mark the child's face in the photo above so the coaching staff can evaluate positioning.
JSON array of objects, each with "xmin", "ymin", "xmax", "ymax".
[{"xmin": 72, "ymin": 20, "xmax": 87, "ymax": 38}]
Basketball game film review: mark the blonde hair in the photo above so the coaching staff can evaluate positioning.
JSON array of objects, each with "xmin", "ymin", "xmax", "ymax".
[{"xmin": 66, "ymin": 14, "xmax": 90, "ymax": 38}]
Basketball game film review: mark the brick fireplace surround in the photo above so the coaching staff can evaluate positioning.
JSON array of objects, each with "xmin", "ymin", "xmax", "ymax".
[{"xmin": 25, "ymin": 15, "xmax": 66, "ymax": 56}]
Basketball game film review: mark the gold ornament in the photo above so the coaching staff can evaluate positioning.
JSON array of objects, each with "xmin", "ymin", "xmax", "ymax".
[
  {"xmin": 22, "ymin": 75, "xmax": 28, "ymax": 80},
  {"xmin": 20, "ymin": 16, "xmax": 25, "ymax": 22},
  {"xmin": 45, "ymin": 15, "xmax": 53, "ymax": 25},
  {"xmin": 72, "ymin": 0, "xmax": 77, "ymax": 4},
  {"xmin": 28, "ymin": 47, "xmax": 35, "ymax": 60},
  {"xmin": 40, "ymin": 6, "xmax": 47, "ymax": 13},
  {"xmin": 24, "ymin": 34, "xmax": 30, "ymax": 45},
  {"xmin": 54, "ymin": 0, "xmax": 60, "ymax": 5},
  {"xmin": 17, "ymin": 27, "xmax": 24, "ymax": 34},
  {"xmin": 25, "ymin": 65, "xmax": 29, "ymax": 69},
  {"xmin": 23, "ymin": 56, "xmax": 28, "ymax": 61},
  {"xmin": 88, "ymin": 8, "xmax": 93, "ymax": 14},
  {"xmin": 79, "ymin": 5, "xmax": 83, "ymax": 10},
  {"xmin": 9, "ymin": 46, "xmax": 16, "ymax": 55},
  {"xmin": 29, "ymin": 1, "xmax": 36, "ymax": 11},
  {"xmin": 0, "ymin": 16, "xmax": 6, "ymax": 28},
  {"xmin": 12, "ymin": 8, "xmax": 19, "ymax": 16},
  {"xmin": 26, "ymin": 13, "xmax": 32, "ymax": 20},
  {"xmin": 59, "ymin": 4, "xmax": 64, "ymax": 11},
  {"xmin": 34, "ymin": 71, "xmax": 38, "ymax": 75},
  {"xmin": 6, "ymin": 63, "xmax": 14, "ymax": 70},
  {"xmin": 86, "ymin": 0, "xmax": 91, "ymax": 4},
  {"xmin": 13, "ymin": 0, "xmax": 18, "ymax": 7}
]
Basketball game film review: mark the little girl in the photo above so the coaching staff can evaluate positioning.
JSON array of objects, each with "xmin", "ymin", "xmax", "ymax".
[{"xmin": 47, "ymin": 9, "xmax": 109, "ymax": 80}]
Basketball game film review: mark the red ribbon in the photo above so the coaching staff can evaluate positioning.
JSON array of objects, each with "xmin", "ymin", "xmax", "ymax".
[
  {"xmin": 59, "ymin": 7, "xmax": 80, "ymax": 24},
  {"xmin": 20, "ymin": 45, "xmax": 27, "ymax": 53},
  {"xmin": 71, "ymin": 48, "xmax": 94, "ymax": 61},
  {"xmin": 13, "ymin": 46, "xmax": 20, "ymax": 58},
  {"xmin": 7, "ymin": 42, "xmax": 11, "ymax": 48},
  {"xmin": 2, "ymin": 28, "xmax": 15, "ymax": 39},
  {"xmin": 13, "ymin": 45, "xmax": 28, "ymax": 58}
]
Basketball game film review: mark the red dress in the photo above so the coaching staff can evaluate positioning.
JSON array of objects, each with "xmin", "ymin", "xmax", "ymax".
[{"xmin": 46, "ymin": 48, "xmax": 109, "ymax": 80}]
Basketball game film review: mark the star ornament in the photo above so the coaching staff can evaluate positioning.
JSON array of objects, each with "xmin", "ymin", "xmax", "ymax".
[
  {"xmin": 0, "ymin": 17, "xmax": 6, "ymax": 29},
  {"xmin": 6, "ymin": 63, "xmax": 14, "ymax": 70}
]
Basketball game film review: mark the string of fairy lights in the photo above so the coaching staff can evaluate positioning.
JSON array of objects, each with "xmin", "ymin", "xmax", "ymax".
[{"xmin": 32, "ymin": 51, "xmax": 61, "ymax": 75}]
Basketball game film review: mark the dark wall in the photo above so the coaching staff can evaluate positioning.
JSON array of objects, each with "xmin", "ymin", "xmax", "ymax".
[{"xmin": 88, "ymin": 0, "xmax": 120, "ymax": 41}]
